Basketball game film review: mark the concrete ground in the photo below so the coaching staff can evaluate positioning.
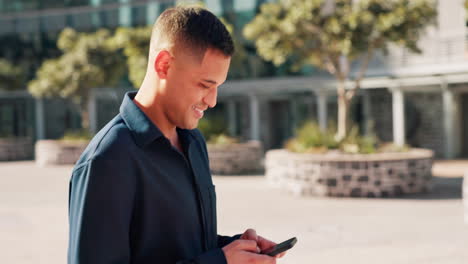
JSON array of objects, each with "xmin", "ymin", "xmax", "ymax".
[{"xmin": 0, "ymin": 160, "xmax": 467, "ymax": 264}]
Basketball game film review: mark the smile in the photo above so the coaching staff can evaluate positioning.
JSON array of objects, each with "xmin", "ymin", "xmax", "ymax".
[{"xmin": 193, "ymin": 106, "xmax": 204, "ymax": 118}]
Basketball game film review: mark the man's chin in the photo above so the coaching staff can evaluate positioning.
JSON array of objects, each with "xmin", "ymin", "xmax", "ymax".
[
  {"xmin": 190, "ymin": 122, "xmax": 200, "ymax": 130},
  {"xmin": 181, "ymin": 121, "xmax": 199, "ymax": 130}
]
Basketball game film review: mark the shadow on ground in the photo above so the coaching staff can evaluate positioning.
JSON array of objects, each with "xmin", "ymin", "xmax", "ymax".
[{"xmin": 399, "ymin": 176, "xmax": 463, "ymax": 200}]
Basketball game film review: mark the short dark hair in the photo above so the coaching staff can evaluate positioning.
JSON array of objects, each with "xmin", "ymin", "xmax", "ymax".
[{"xmin": 152, "ymin": 6, "xmax": 234, "ymax": 57}]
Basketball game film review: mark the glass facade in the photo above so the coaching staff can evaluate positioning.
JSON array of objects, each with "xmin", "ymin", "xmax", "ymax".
[
  {"xmin": 0, "ymin": 0, "xmax": 286, "ymax": 139},
  {"xmin": 0, "ymin": 0, "xmax": 289, "ymax": 81},
  {"xmin": 0, "ymin": 0, "xmax": 271, "ymax": 34},
  {"xmin": 0, "ymin": 97, "xmax": 34, "ymax": 138}
]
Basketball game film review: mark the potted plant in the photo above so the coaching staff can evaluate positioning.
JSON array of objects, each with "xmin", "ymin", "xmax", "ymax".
[
  {"xmin": 198, "ymin": 117, "xmax": 263, "ymax": 175},
  {"xmin": 266, "ymin": 122, "xmax": 433, "ymax": 197}
]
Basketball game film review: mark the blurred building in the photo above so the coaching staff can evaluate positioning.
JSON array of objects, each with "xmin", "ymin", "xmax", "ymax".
[
  {"xmin": 0, "ymin": 0, "xmax": 271, "ymax": 147},
  {"xmin": 0, "ymin": 0, "xmax": 467, "ymax": 158},
  {"xmin": 218, "ymin": 0, "xmax": 468, "ymax": 158}
]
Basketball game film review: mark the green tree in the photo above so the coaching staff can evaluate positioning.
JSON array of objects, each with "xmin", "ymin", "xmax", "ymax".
[
  {"xmin": 244, "ymin": 0, "xmax": 436, "ymax": 140},
  {"xmin": 28, "ymin": 28, "xmax": 126, "ymax": 131},
  {"xmin": 221, "ymin": 18, "xmax": 249, "ymax": 80},
  {"xmin": 0, "ymin": 58, "xmax": 24, "ymax": 91},
  {"xmin": 113, "ymin": 26, "xmax": 152, "ymax": 88}
]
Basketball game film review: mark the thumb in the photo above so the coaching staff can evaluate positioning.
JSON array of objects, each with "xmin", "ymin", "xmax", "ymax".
[
  {"xmin": 241, "ymin": 228, "xmax": 258, "ymax": 241},
  {"xmin": 234, "ymin": 239, "xmax": 261, "ymax": 253}
]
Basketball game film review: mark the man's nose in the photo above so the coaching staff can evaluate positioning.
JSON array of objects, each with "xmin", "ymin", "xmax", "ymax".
[{"xmin": 203, "ymin": 87, "xmax": 217, "ymax": 108}]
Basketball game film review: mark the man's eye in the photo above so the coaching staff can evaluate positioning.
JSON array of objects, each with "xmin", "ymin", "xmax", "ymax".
[{"xmin": 199, "ymin": 83, "xmax": 209, "ymax": 89}]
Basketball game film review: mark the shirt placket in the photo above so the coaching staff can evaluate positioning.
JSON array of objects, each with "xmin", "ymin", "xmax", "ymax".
[{"xmin": 166, "ymin": 137, "xmax": 209, "ymax": 252}]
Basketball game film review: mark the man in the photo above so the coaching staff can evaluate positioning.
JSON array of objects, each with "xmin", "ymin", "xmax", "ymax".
[{"xmin": 68, "ymin": 6, "xmax": 284, "ymax": 264}]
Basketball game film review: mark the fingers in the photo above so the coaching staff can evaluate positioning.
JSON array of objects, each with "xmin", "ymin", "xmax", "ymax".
[
  {"xmin": 237, "ymin": 232, "xmax": 286, "ymax": 261},
  {"xmin": 231, "ymin": 239, "xmax": 260, "ymax": 253},
  {"xmin": 246, "ymin": 251, "xmax": 277, "ymax": 264},
  {"xmin": 223, "ymin": 240, "xmax": 277, "ymax": 264},
  {"xmin": 258, "ymin": 236, "xmax": 287, "ymax": 258},
  {"xmin": 240, "ymin": 228, "xmax": 258, "ymax": 241},
  {"xmin": 275, "ymin": 251, "xmax": 287, "ymax": 258},
  {"xmin": 257, "ymin": 235, "xmax": 276, "ymax": 251}
]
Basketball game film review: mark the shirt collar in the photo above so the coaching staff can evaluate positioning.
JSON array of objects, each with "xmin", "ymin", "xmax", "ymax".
[
  {"xmin": 120, "ymin": 91, "xmax": 164, "ymax": 147},
  {"xmin": 120, "ymin": 91, "xmax": 197, "ymax": 148}
]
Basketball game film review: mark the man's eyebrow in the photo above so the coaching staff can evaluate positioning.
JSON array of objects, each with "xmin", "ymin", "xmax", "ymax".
[{"xmin": 202, "ymin": 79, "xmax": 217, "ymax": 85}]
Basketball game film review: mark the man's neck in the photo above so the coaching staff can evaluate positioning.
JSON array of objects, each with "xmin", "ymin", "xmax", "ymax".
[{"xmin": 133, "ymin": 90, "xmax": 180, "ymax": 150}]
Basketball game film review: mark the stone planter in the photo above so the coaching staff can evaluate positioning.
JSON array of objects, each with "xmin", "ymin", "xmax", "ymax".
[
  {"xmin": 208, "ymin": 140, "xmax": 263, "ymax": 175},
  {"xmin": 35, "ymin": 140, "xmax": 88, "ymax": 166},
  {"xmin": 266, "ymin": 149, "xmax": 434, "ymax": 197},
  {"xmin": 0, "ymin": 137, "xmax": 33, "ymax": 161}
]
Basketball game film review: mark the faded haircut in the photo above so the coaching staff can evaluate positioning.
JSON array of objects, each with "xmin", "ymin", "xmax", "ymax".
[{"xmin": 149, "ymin": 6, "xmax": 234, "ymax": 61}]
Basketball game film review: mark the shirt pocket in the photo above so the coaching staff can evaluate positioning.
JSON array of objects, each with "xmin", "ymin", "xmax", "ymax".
[{"xmin": 199, "ymin": 184, "xmax": 218, "ymax": 250}]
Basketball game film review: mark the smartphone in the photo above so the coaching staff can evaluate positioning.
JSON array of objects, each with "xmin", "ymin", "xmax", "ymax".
[{"xmin": 260, "ymin": 237, "xmax": 297, "ymax": 257}]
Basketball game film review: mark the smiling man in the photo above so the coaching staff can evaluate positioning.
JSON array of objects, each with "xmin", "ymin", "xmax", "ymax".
[{"xmin": 68, "ymin": 6, "xmax": 282, "ymax": 264}]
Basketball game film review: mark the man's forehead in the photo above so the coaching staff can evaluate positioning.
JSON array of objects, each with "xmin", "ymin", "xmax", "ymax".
[{"xmin": 196, "ymin": 49, "xmax": 230, "ymax": 79}]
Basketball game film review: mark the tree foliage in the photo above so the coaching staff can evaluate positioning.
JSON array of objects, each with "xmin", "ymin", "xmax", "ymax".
[
  {"xmin": 221, "ymin": 18, "xmax": 249, "ymax": 80},
  {"xmin": 0, "ymin": 58, "xmax": 24, "ymax": 91},
  {"xmin": 113, "ymin": 27, "xmax": 152, "ymax": 88},
  {"xmin": 244, "ymin": 0, "xmax": 436, "ymax": 140},
  {"xmin": 28, "ymin": 28, "xmax": 126, "ymax": 129}
]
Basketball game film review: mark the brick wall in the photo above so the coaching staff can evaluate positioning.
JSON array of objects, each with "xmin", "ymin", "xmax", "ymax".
[
  {"xmin": 35, "ymin": 140, "xmax": 88, "ymax": 166},
  {"xmin": 0, "ymin": 137, "xmax": 33, "ymax": 161},
  {"xmin": 266, "ymin": 149, "xmax": 434, "ymax": 197},
  {"xmin": 208, "ymin": 141, "xmax": 263, "ymax": 175}
]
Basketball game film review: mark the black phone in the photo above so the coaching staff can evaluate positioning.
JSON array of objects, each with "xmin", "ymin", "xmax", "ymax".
[{"xmin": 260, "ymin": 237, "xmax": 297, "ymax": 257}]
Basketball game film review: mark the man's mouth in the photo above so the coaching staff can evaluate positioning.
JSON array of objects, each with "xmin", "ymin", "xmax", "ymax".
[{"xmin": 193, "ymin": 106, "xmax": 205, "ymax": 118}]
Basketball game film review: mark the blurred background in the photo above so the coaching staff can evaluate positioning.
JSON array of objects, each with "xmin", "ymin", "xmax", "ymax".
[
  {"xmin": 1, "ymin": 0, "xmax": 467, "ymax": 157},
  {"xmin": 1, "ymin": 0, "xmax": 468, "ymax": 263}
]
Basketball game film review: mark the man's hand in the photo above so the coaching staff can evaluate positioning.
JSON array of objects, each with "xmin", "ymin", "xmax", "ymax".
[
  {"xmin": 240, "ymin": 228, "xmax": 287, "ymax": 258},
  {"xmin": 222, "ymin": 239, "xmax": 276, "ymax": 264}
]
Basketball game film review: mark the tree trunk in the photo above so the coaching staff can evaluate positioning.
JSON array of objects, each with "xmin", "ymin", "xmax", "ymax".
[
  {"xmin": 78, "ymin": 95, "xmax": 91, "ymax": 133},
  {"xmin": 81, "ymin": 108, "xmax": 89, "ymax": 132},
  {"xmin": 78, "ymin": 97, "xmax": 89, "ymax": 132},
  {"xmin": 336, "ymin": 80, "xmax": 349, "ymax": 141}
]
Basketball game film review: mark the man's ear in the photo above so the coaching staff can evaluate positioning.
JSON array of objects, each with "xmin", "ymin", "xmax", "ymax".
[{"xmin": 154, "ymin": 50, "xmax": 172, "ymax": 79}]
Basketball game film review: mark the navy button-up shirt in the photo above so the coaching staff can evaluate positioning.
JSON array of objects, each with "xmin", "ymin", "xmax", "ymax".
[{"xmin": 68, "ymin": 92, "xmax": 238, "ymax": 264}]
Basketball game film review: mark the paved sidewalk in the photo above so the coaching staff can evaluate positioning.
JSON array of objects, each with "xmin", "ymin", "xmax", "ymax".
[{"xmin": 0, "ymin": 161, "xmax": 467, "ymax": 264}]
